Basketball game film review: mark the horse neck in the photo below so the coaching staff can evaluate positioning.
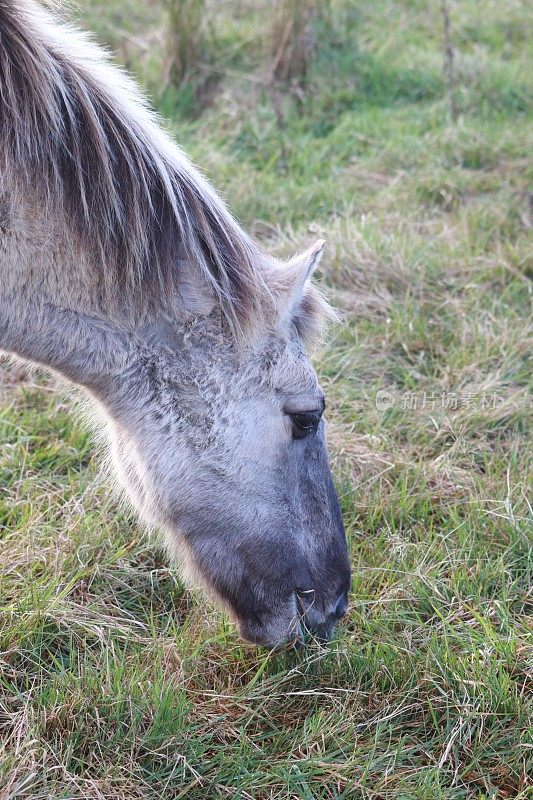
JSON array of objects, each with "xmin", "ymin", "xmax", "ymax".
[
  {"xmin": 1, "ymin": 183, "xmax": 179, "ymax": 324},
  {"xmin": 0, "ymin": 185, "xmax": 160, "ymax": 394}
]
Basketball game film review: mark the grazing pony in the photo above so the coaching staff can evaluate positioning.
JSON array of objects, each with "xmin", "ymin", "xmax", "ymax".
[{"xmin": 0, "ymin": 0, "xmax": 350, "ymax": 646}]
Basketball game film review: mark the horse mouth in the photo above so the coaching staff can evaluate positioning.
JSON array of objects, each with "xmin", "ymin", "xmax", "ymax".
[
  {"xmin": 295, "ymin": 588, "xmax": 348, "ymax": 643},
  {"xmin": 295, "ymin": 591, "xmax": 335, "ymax": 643}
]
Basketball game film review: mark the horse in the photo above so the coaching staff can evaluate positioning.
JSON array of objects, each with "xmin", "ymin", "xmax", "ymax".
[{"xmin": 0, "ymin": 0, "xmax": 350, "ymax": 647}]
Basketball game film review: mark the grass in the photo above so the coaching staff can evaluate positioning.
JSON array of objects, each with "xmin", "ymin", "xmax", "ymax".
[{"xmin": 1, "ymin": 0, "xmax": 532, "ymax": 797}]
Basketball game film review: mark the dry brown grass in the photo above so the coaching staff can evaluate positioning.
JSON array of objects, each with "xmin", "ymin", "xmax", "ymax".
[
  {"xmin": 164, "ymin": 0, "xmax": 206, "ymax": 88},
  {"xmin": 270, "ymin": 0, "xmax": 322, "ymax": 86}
]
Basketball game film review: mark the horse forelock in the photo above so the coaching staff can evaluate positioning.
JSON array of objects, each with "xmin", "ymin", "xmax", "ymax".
[{"xmin": 0, "ymin": 0, "xmax": 276, "ymax": 333}]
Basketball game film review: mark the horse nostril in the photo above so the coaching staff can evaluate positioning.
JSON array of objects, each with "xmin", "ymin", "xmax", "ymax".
[{"xmin": 333, "ymin": 593, "xmax": 348, "ymax": 620}]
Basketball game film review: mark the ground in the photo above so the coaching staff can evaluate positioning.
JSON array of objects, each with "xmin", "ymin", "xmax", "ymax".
[{"xmin": 0, "ymin": 1, "xmax": 531, "ymax": 798}]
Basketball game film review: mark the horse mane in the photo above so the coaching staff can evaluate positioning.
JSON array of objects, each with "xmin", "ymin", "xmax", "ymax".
[{"xmin": 0, "ymin": 0, "xmax": 272, "ymax": 330}]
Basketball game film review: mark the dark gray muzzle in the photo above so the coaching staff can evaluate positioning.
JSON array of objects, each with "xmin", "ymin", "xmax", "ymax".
[{"xmin": 296, "ymin": 589, "xmax": 349, "ymax": 642}]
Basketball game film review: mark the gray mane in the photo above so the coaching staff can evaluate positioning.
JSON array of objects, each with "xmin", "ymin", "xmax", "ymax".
[{"xmin": 0, "ymin": 0, "xmax": 268, "ymax": 328}]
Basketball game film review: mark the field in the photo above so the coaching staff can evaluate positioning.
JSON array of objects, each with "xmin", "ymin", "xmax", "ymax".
[{"xmin": 0, "ymin": 1, "xmax": 531, "ymax": 798}]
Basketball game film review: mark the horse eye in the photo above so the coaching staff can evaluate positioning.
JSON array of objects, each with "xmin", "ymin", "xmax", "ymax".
[{"xmin": 290, "ymin": 411, "xmax": 322, "ymax": 440}]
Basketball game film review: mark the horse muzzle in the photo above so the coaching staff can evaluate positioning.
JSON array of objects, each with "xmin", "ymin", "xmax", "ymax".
[{"xmin": 295, "ymin": 589, "xmax": 349, "ymax": 643}]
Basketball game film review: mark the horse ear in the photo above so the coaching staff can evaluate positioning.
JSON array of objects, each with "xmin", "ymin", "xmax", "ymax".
[{"xmin": 275, "ymin": 239, "xmax": 325, "ymax": 318}]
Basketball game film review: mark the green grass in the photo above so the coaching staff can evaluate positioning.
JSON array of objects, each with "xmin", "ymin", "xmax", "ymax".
[{"xmin": 1, "ymin": 1, "xmax": 532, "ymax": 797}]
